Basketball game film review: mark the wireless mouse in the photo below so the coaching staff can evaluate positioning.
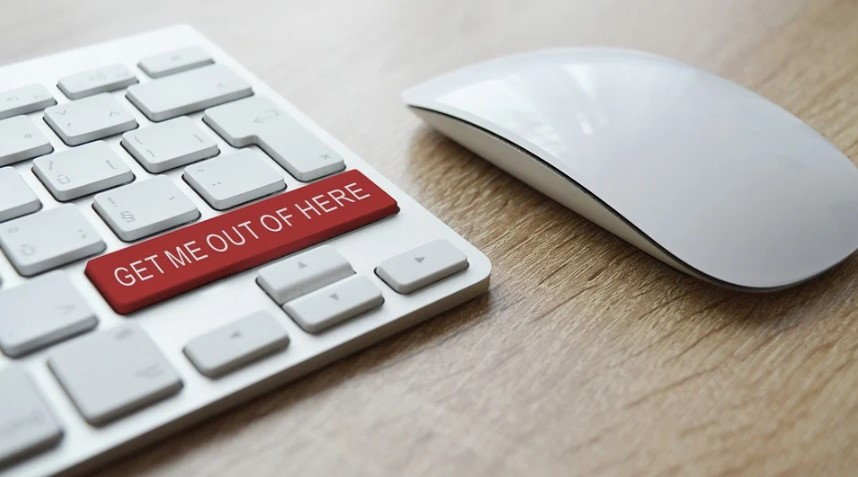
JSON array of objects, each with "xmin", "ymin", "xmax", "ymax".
[{"xmin": 403, "ymin": 48, "xmax": 858, "ymax": 291}]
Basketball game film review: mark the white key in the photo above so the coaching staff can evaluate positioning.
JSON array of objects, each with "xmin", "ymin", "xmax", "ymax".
[
  {"xmin": 183, "ymin": 149, "xmax": 285, "ymax": 210},
  {"xmin": 0, "ymin": 272, "xmax": 97, "ymax": 357},
  {"xmin": 33, "ymin": 141, "xmax": 134, "ymax": 201},
  {"xmin": 0, "ymin": 168, "xmax": 40, "ymax": 222},
  {"xmin": 44, "ymin": 93, "xmax": 137, "ymax": 146},
  {"xmin": 127, "ymin": 64, "xmax": 252, "ymax": 121},
  {"xmin": 205, "ymin": 97, "xmax": 345, "ymax": 181},
  {"xmin": 284, "ymin": 275, "xmax": 383, "ymax": 333},
  {"xmin": 93, "ymin": 176, "xmax": 199, "ymax": 241},
  {"xmin": 48, "ymin": 324, "xmax": 182, "ymax": 426},
  {"xmin": 121, "ymin": 117, "xmax": 218, "ymax": 173},
  {"xmin": 0, "ymin": 116, "xmax": 53, "ymax": 166},
  {"xmin": 184, "ymin": 311, "xmax": 289, "ymax": 378},
  {"xmin": 138, "ymin": 47, "xmax": 213, "ymax": 78},
  {"xmin": 0, "ymin": 367, "xmax": 63, "ymax": 467},
  {"xmin": 58, "ymin": 64, "xmax": 138, "ymax": 100},
  {"xmin": 376, "ymin": 239, "xmax": 469, "ymax": 293},
  {"xmin": 0, "ymin": 84, "xmax": 56, "ymax": 120},
  {"xmin": 257, "ymin": 245, "xmax": 354, "ymax": 304},
  {"xmin": 0, "ymin": 205, "xmax": 105, "ymax": 276}
]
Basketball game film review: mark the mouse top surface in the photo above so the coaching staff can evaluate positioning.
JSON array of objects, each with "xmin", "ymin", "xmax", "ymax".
[{"xmin": 403, "ymin": 48, "xmax": 858, "ymax": 289}]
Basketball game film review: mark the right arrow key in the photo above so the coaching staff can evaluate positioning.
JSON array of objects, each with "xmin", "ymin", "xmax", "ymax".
[{"xmin": 376, "ymin": 239, "xmax": 470, "ymax": 294}]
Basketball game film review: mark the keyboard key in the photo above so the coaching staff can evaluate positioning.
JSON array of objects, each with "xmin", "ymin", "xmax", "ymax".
[
  {"xmin": 93, "ymin": 176, "xmax": 199, "ymax": 241},
  {"xmin": 257, "ymin": 245, "xmax": 354, "ymax": 304},
  {"xmin": 121, "ymin": 117, "xmax": 218, "ymax": 173},
  {"xmin": 85, "ymin": 170, "xmax": 398, "ymax": 314},
  {"xmin": 377, "ymin": 239, "xmax": 469, "ymax": 293},
  {"xmin": 205, "ymin": 97, "xmax": 345, "ymax": 181},
  {"xmin": 183, "ymin": 149, "xmax": 285, "ymax": 210},
  {"xmin": 44, "ymin": 93, "xmax": 137, "ymax": 146},
  {"xmin": 0, "ymin": 84, "xmax": 56, "ymax": 121},
  {"xmin": 184, "ymin": 311, "xmax": 289, "ymax": 378},
  {"xmin": 0, "ymin": 272, "xmax": 97, "ymax": 357},
  {"xmin": 58, "ymin": 64, "xmax": 138, "ymax": 100},
  {"xmin": 0, "ymin": 205, "xmax": 105, "ymax": 276},
  {"xmin": 138, "ymin": 47, "xmax": 213, "ymax": 78},
  {"xmin": 33, "ymin": 141, "xmax": 134, "ymax": 201},
  {"xmin": 0, "ymin": 116, "xmax": 53, "ymax": 166},
  {"xmin": 0, "ymin": 366, "xmax": 63, "ymax": 467},
  {"xmin": 127, "ymin": 64, "xmax": 252, "ymax": 121},
  {"xmin": 48, "ymin": 324, "xmax": 182, "ymax": 426},
  {"xmin": 284, "ymin": 275, "xmax": 383, "ymax": 333},
  {"xmin": 0, "ymin": 168, "xmax": 40, "ymax": 222}
]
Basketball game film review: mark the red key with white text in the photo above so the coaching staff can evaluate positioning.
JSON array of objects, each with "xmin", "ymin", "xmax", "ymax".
[{"xmin": 85, "ymin": 170, "xmax": 398, "ymax": 314}]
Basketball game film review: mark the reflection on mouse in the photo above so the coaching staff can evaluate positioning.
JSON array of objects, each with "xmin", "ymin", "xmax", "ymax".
[{"xmin": 403, "ymin": 48, "xmax": 858, "ymax": 291}]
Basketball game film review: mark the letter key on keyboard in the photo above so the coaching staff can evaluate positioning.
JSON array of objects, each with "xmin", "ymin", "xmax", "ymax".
[
  {"xmin": 0, "ymin": 84, "xmax": 56, "ymax": 121},
  {"xmin": 121, "ymin": 117, "xmax": 219, "ymax": 173},
  {"xmin": 126, "ymin": 64, "xmax": 252, "ymax": 121},
  {"xmin": 0, "ymin": 367, "xmax": 63, "ymax": 467},
  {"xmin": 0, "ymin": 272, "xmax": 98, "ymax": 357},
  {"xmin": 182, "ymin": 149, "xmax": 285, "ymax": 210},
  {"xmin": 138, "ymin": 47, "xmax": 213, "ymax": 78},
  {"xmin": 0, "ymin": 205, "xmax": 105, "ymax": 276},
  {"xmin": 0, "ymin": 168, "xmax": 40, "ymax": 223},
  {"xmin": 48, "ymin": 324, "xmax": 182, "ymax": 426},
  {"xmin": 204, "ymin": 97, "xmax": 345, "ymax": 181},
  {"xmin": 33, "ymin": 141, "xmax": 134, "ymax": 201},
  {"xmin": 93, "ymin": 176, "xmax": 200, "ymax": 241},
  {"xmin": 57, "ymin": 64, "xmax": 138, "ymax": 100},
  {"xmin": 44, "ymin": 94, "xmax": 137, "ymax": 146},
  {"xmin": 0, "ymin": 116, "xmax": 53, "ymax": 166}
]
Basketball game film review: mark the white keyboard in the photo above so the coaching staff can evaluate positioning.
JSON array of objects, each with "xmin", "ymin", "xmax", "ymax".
[{"xmin": 0, "ymin": 25, "xmax": 491, "ymax": 476}]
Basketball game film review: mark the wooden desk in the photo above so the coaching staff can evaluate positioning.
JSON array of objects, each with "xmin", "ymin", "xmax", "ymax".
[{"xmin": 3, "ymin": 0, "xmax": 858, "ymax": 475}]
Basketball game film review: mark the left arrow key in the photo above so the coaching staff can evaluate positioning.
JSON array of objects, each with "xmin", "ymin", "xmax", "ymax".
[{"xmin": 0, "ymin": 272, "xmax": 98, "ymax": 357}]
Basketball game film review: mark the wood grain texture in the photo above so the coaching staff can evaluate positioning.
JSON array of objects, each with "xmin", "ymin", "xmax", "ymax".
[{"xmin": 3, "ymin": 0, "xmax": 858, "ymax": 475}]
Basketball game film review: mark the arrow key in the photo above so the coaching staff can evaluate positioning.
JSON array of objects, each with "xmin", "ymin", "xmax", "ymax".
[
  {"xmin": 184, "ymin": 311, "xmax": 289, "ymax": 378},
  {"xmin": 376, "ymin": 239, "xmax": 469, "ymax": 294},
  {"xmin": 257, "ymin": 245, "xmax": 354, "ymax": 304},
  {"xmin": 0, "ymin": 272, "xmax": 98, "ymax": 357},
  {"xmin": 284, "ymin": 275, "xmax": 383, "ymax": 333}
]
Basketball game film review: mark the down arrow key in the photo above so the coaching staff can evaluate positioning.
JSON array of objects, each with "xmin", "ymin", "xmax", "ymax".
[{"xmin": 284, "ymin": 275, "xmax": 384, "ymax": 334}]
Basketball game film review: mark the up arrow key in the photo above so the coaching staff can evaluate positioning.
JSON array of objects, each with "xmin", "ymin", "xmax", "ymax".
[{"xmin": 329, "ymin": 293, "xmax": 339, "ymax": 301}]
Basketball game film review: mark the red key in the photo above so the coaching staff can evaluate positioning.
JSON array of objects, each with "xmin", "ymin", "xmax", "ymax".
[{"xmin": 86, "ymin": 170, "xmax": 398, "ymax": 314}]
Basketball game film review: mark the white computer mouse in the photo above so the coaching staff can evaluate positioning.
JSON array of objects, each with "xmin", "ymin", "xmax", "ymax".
[{"xmin": 402, "ymin": 48, "xmax": 858, "ymax": 291}]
